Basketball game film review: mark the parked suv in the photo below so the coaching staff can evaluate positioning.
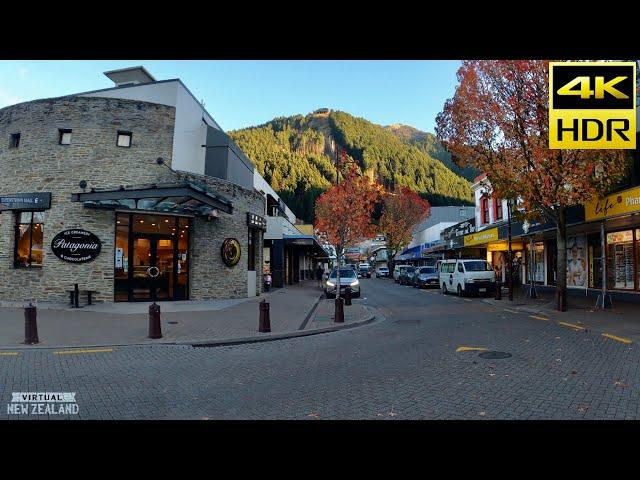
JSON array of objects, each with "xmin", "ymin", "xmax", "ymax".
[
  {"xmin": 359, "ymin": 265, "xmax": 371, "ymax": 278},
  {"xmin": 413, "ymin": 266, "xmax": 439, "ymax": 288},
  {"xmin": 394, "ymin": 265, "xmax": 408, "ymax": 283},
  {"xmin": 399, "ymin": 266, "xmax": 416, "ymax": 285},
  {"xmin": 439, "ymin": 259, "xmax": 496, "ymax": 297},
  {"xmin": 325, "ymin": 267, "xmax": 361, "ymax": 299},
  {"xmin": 376, "ymin": 266, "xmax": 389, "ymax": 278}
]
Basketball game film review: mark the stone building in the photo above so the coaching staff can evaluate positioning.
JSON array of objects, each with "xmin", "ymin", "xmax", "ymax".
[{"xmin": 0, "ymin": 67, "xmax": 267, "ymax": 304}]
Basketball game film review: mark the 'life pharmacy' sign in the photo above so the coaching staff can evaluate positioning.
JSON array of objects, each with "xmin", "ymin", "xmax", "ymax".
[{"xmin": 585, "ymin": 186, "xmax": 640, "ymax": 222}]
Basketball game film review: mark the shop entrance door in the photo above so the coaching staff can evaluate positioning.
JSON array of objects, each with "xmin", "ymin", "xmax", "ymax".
[{"xmin": 131, "ymin": 234, "xmax": 175, "ymax": 301}]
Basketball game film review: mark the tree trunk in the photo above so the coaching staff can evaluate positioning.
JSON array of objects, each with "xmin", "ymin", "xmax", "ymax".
[
  {"xmin": 335, "ymin": 244, "xmax": 342, "ymax": 296},
  {"xmin": 555, "ymin": 208, "xmax": 567, "ymax": 312}
]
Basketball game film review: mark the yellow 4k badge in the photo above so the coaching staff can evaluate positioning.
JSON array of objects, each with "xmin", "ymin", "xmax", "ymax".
[{"xmin": 549, "ymin": 61, "xmax": 636, "ymax": 149}]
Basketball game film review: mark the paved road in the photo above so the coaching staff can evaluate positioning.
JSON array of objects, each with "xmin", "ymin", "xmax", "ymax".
[{"xmin": 2, "ymin": 278, "xmax": 640, "ymax": 420}]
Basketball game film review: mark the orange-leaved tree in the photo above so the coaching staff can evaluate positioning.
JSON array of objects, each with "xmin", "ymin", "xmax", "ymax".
[
  {"xmin": 379, "ymin": 186, "xmax": 431, "ymax": 274},
  {"xmin": 435, "ymin": 60, "xmax": 627, "ymax": 311},
  {"xmin": 315, "ymin": 163, "xmax": 382, "ymax": 292}
]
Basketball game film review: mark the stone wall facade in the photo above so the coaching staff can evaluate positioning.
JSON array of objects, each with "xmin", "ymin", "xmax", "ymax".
[{"xmin": 0, "ymin": 96, "xmax": 263, "ymax": 304}]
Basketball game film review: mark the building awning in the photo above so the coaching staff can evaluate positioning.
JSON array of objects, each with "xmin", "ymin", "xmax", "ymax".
[
  {"xmin": 283, "ymin": 234, "xmax": 330, "ymax": 259},
  {"xmin": 70, "ymin": 182, "xmax": 233, "ymax": 216}
]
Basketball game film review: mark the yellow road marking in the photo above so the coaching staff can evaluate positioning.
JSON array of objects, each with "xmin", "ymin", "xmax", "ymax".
[
  {"xmin": 456, "ymin": 346, "xmax": 488, "ymax": 353},
  {"xmin": 529, "ymin": 315, "xmax": 549, "ymax": 321},
  {"xmin": 0, "ymin": 352, "xmax": 19, "ymax": 356},
  {"xmin": 504, "ymin": 308, "xmax": 519, "ymax": 314},
  {"xmin": 602, "ymin": 333, "xmax": 633, "ymax": 345},
  {"xmin": 558, "ymin": 321, "xmax": 584, "ymax": 331},
  {"xmin": 53, "ymin": 348, "xmax": 113, "ymax": 355}
]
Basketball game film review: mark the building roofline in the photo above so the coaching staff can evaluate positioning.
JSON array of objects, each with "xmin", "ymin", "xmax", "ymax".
[{"xmin": 103, "ymin": 65, "xmax": 156, "ymax": 82}]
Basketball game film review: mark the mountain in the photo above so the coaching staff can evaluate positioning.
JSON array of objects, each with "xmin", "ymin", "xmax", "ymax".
[
  {"xmin": 229, "ymin": 111, "xmax": 474, "ymax": 223},
  {"xmin": 384, "ymin": 124, "xmax": 480, "ymax": 181}
]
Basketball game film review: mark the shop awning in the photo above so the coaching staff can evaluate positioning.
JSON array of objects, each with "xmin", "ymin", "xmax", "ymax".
[
  {"xmin": 283, "ymin": 234, "xmax": 330, "ymax": 259},
  {"xmin": 70, "ymin": 182, "xmax": 233, "ymax": 216}
]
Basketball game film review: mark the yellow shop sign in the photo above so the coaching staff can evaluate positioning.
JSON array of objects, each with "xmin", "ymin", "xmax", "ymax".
[
  {"xmin": 585, "ymin": 186, "xmax": 640, "ymax": 221},
  {"xmin": 464, "ymin": 228, "xmax": 499, "ymax": 247}
]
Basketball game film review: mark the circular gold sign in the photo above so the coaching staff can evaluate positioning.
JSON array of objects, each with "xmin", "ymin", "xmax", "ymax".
[{"xmin": 221, "ymin": 238, "xmax": 241, "ymax": 267}]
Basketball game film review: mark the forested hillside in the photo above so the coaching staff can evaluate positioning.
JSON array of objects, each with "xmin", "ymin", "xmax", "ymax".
[
  {"xmin": 229, "ymin": 111, "xmax": 474, "ymax": 223},
  {"xmin": 385, "ymin": 124, "xmax": 479, "ymax": 181}
]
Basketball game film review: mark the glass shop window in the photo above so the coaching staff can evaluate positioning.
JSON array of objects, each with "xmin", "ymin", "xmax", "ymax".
[
  {"xmin": 15, "ymin": 211, "xmax": 44, "ymax": 268},
  {"xmin": 606, "ymin": 230, "xmax": 635, "ymax": 290}
]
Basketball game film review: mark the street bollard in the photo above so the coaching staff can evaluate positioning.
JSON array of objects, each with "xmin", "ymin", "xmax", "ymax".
[
  {"xmin": 334, "ymin": 297, "xmax": 345, "ymax": 323},
  {"xmin": 259, "ymin": 299, "xmax": 271, "ymax": 333},
  {"xmin": 148, "ymin": 302, "xmax": 162, "ymax": 339},
  {"xmin": 494, "ymin": 280, "xmax": 502, "ymax": 300},
  {"xmin": 344, "ymin": 286, "xmax": 352, "ymax": 306},
  {"xmin": 24, "ymin": 303, "xmax": 39, "ymax": 345}
]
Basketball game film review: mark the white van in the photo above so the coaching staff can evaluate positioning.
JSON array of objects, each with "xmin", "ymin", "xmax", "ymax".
[
  {"xmin": 393, "ymin": 265, "xmax": 409, "ymax": 283},
  {"xmin": 439, "ymin": 259, "xmax": 496, "ymax": 297}
]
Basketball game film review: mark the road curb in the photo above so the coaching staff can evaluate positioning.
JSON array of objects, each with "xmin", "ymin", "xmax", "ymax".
[{"xmin": 0, "ymin": 313, "xmax": 378, "ymax": 352}]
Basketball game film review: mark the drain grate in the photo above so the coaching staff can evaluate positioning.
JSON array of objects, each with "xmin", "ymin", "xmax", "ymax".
[{"xmin": 478, "ymin": 351, "xmax": 512, "ymax": 359}]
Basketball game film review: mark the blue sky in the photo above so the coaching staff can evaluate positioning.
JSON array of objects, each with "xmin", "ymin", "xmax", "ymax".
[{"xmin": 0, "ymin": 60, "xmax": 461, "ymax": 133}]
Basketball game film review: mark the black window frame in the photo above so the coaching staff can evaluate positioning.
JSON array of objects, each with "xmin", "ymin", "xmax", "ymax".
[
  {"xmin": 116, "ymin": 130, "xmax": 132, "ymax": 148},
  {"xmin": 14, "ymin": 211, "xmax": 44, "ymax": 269},
  {"xmin": 248, "ymin": 228, "xmax": 257, "ymax": 271},
  {"xmin": 9, "ymin": 133, "xmax": 20, "ymax": 148},
  {"xmin": 58, "ymin": 128, "xmax": 72, "ymax": 145}
]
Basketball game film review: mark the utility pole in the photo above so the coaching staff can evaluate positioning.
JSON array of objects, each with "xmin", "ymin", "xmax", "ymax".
[{"xmin": 507, "ymin": 198, "xmax": 513, "ymax": 301}]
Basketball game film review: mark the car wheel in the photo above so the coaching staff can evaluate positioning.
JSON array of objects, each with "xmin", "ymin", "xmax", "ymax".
[
  {"xmin": 457, "ymin": 284, "xmax": 463, "ymax": 296},
  {"xmin": 442, "ymin": 283, "xmax": 448, "ymax": 294}
]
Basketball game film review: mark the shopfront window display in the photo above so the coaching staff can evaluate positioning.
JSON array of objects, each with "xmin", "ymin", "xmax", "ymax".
[
  {"xmin": 607, "ymin": 230, "xmax": 635, "ymax": 290},
  {"xmin": 15, "ymin": 211, "xmax": 44, "ymax": 268},
  {"xmin": 566, "ymin": 236, "xmax": 587, "ymax": 288}
]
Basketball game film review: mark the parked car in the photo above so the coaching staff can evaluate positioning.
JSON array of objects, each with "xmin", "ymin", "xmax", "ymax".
[
  {"xmin": 394, "ymin": 265, "xmax": 408, "ymax": 283},
  {"xmin": 359, "ymin": 265, "xmax": 371, "ymax": 278},
  {"xmin": 439, "ymin": 259, "xmax": 496, "ymax": 297},
  {"xmin": 399, "ymin": 266, "xmax": 416, "ymax": 285},
  {"xmin": 413, "ymin": 266, "xmax": 439, "ymax": 288},
  {"xmin": 325, "ymin": 267, "xmax": 361, "ymax": 299},
  {"xmin": 376, "ymin": 266, "xmax": 389, "ymax": 278}
]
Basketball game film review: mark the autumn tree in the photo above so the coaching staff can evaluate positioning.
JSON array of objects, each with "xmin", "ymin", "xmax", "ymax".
[
  {"xmin": 315, "ymin": 163, "xmax": 382, "ymax": 292},
  {"xmin": 379, "ymin": 186, "xmax": 431, "ymax": 274},
  {"xmin": 435, "ymin": 60, "xmax": 627, "ymax": 311}
]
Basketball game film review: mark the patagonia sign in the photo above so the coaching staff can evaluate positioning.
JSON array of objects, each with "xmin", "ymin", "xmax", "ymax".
[
  {"xmin": 51, "ymin": 229, "xmax": 102, "ymax": 263},
  {"xmin": 464, "ymin": 227, "xmax": 499, "ymax": 247},
  {"xmin": 585, "ymin": 186, "xmax": 640, "ymax": 221}
]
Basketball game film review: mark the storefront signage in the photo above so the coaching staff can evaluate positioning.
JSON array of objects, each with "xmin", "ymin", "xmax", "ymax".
[
  {"xmin": 247, "ymin": 212, "xmax": 267, "ymax": 230},
  {"xmin": 221, "ymin": 238, "xmax": 241, "ymax": 267},
  {"xmin": 443, "ymin": 219, "xmax": 476, "ymax": 240},
  {"xmin": 464, "ymin": 228, "xmax": 499, "ymax": 247},
  {"xmin": 51, "ymin": 229, "xmax": 102, "ymax": 263},
  {"xmin": 486, "ymin": 241, "xmax": 524, "ymax": 252},
  {"xmin": 0, "ymin": 192, "xmax": 51, "ymax": 210},
  {"xmin": 607, "ymin": 230, "xmax": 633, "ymax": 243},
  {"xmin": 585, "ymin": 186, "xmax": 640, "ymax": 222}
]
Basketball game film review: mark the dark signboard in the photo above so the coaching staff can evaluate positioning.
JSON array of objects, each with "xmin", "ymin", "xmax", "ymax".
[
  {"xmin": 247, "ymin": 212, "xmax": 267, "ymax": 230},
  {"xmin": 0, "ymin": 192, "xmax": 51, "ymax": 210},
  {"xmin": 51, "ymin": 229, "xmax": 102, "ymax": 263},
  {"xmin": 221, "ymin": 238, "xmax": 241, "ymax": 267}
]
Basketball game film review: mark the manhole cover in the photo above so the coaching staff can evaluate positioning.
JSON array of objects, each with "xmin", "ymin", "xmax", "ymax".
[
  {"xmin": 478, "ymin": 351, "xmax": 512, "ymax": 359},
  {"xmin": 168, "ymin": 321, "xmax": 178, "ymax": 325}
]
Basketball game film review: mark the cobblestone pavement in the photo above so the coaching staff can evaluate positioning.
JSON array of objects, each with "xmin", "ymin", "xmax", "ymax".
[{"xmin": 2, "ymin": 278, "xmax": 640, "ymax": 420}]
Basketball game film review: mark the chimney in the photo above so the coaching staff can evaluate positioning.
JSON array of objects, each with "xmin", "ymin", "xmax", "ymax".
[{"xmin": 103, "ymin": 66, "xmax": 156, "ymax": 87}]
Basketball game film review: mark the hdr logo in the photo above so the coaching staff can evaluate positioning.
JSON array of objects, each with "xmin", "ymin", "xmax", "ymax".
[{"xmin": 549, "ymin": 62, "xmax": 636, "ymax": 149}]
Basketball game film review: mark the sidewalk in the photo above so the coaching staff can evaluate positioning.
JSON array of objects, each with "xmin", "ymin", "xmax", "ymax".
[
  {"xmin": 0, "ymin": 281, "xmax": 375, "ymax": 349},
  {"xmin": 482, "ymin": 285, "xmax": 640, "ymax": 342}
]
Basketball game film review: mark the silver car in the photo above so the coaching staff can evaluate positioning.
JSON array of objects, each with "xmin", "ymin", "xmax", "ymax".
[{"xmin": 325, "ymin": 268, "xmax": 361, "ymax": 299}]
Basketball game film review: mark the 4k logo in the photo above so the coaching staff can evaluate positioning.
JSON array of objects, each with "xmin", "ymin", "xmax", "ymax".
[{"xmin": 549, "ymin": 62, "xmax": 636, "ymax": 149}]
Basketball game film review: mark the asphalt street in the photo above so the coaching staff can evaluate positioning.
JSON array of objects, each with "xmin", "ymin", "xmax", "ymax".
[{"xmin": 2, "ymin": 277, "xmax": 640, "ymax": 420}]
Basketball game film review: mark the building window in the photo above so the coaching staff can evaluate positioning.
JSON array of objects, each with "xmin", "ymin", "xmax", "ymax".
[
  {"xmin": 15, "ymin": 211, "xmax": 44, "ymax": 268},
  {"xmin": 481, "ymin": 197, "xmax": 490, "ymax": 224},
  {"xmin": 10, "ymin": 133, "xmax": 20, "ymax": 148},
  {"xmin": 117, "ymin": 131, "xmax": 132, "ymax": 148},
  {"xmin": 59, "ymin": 129, "xmax": 72, "ymax": 145},
  {"xmin": 607, "ymin": 230, "xmax": 635, "ymax": 290},
  {"xmin": 495, "ymin": 199, "xmax": 503, "ymax": 220}
]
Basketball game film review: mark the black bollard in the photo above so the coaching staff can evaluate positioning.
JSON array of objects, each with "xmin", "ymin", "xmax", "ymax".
[
  {"xmin": 148, "ymin": 302, "xmax": 162, "ymax": 339},
  {"xmin": 24, "ymin": 303, "xmax": 39, "ymax": 345},
  {"xmin": 494, "ymin": 280, "xmax": 502, "ymax": 300},
  {"xmin": 344, "ymin": 286, "xmax": 352, "ymax": 306},
  {"xmin": 334, "ymin": 297, "xmax": 344, "ymax": 323},
  {"xmin": 259, "ymin": 299, "xmax": 271, "ymax": 332}
]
